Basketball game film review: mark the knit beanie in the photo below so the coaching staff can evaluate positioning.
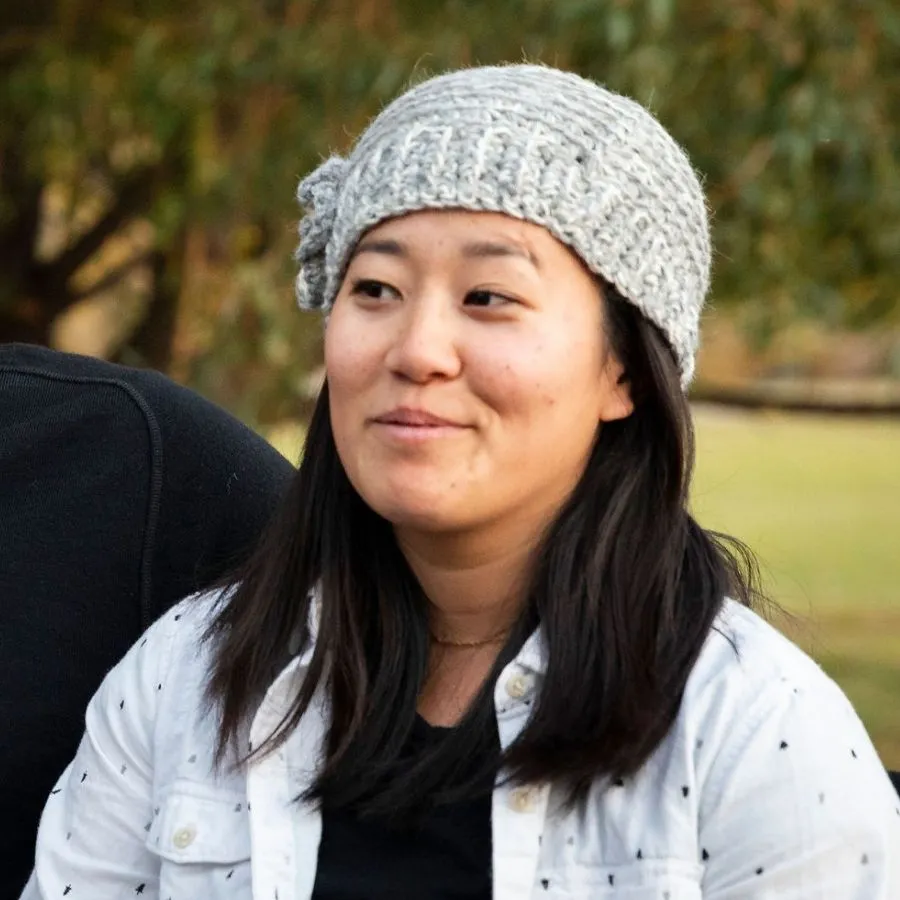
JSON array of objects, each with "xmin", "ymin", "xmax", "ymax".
[{"xmin": 295, "ymin": 64, "xmax": 710, "ymax": 386}]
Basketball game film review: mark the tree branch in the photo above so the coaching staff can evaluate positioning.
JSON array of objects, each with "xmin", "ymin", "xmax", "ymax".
[
  {"xmin": 72, "ymin": 250, "xmax": 155, "ymax": 300},
  {"xmin": 42, "ymin": 164, "xmax": 164, "ymax": 287}
]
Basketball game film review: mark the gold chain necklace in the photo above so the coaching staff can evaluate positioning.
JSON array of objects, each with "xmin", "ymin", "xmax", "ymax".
[{"xmin": 429, "ymin": 627, "xmax": 510, "ymax": 648}]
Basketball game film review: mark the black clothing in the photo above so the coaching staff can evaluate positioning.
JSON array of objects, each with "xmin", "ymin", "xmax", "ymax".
[
  {"xmin": 312, "ymin": 716, "xmax": 495, "ymax": 900},
  {"xmin": 0, "ymin": 344, "xmax": 294, "ymax": 898}
]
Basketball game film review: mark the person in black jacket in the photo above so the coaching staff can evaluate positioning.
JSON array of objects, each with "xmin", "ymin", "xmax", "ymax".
[{"xmin": 0, "ymin": 343, "xmax": 294, "ymax": 898}]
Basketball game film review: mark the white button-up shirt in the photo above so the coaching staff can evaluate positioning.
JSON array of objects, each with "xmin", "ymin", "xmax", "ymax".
[{"xmin": 21, "ymin": 593, "xmax": 900, "ymax": 899}]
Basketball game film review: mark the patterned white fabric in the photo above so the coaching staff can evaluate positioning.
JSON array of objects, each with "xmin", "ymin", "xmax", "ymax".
[{"xmin": 22, "ymin": 593, "xmax": 900, "ymax": 899}]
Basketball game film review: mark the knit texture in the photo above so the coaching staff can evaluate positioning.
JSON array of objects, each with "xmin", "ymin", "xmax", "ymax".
[{"xmin": 295, "ymin": 64, "xmax": 711, "ymax": 386}]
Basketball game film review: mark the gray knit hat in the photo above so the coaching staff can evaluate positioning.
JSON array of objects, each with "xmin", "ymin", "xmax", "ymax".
[{"xmin": 295, "ymin": 64, "xmax": 710, "ymax": 386}]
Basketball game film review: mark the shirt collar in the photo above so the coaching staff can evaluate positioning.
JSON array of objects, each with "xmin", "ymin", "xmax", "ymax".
[{"xmin": 515, "ymin": 627, "xmax": 548, "ymax": 676}]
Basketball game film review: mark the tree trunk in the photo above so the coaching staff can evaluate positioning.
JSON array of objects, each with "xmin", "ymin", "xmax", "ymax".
[
  {"xmin": 124, "ymin": 233, "xmax": 187, "ymax": 373},
  {"xmin": 0, "ymin": 310, "xmax": 53, "ymax": 346}
]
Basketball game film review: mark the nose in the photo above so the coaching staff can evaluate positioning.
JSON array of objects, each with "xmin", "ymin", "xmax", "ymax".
[{"xmin": 384, "ymin": 293, "xmax": 462, "ymax": 384}]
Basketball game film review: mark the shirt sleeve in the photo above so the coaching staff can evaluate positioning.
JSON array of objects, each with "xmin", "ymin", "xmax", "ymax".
[
  {"xmin": 19, "ymin": 604, "xmax": 183, "ymax": 900},
  {"xmin": 699, "ymin": 668, "xmax": 900, "ymax": 899}
]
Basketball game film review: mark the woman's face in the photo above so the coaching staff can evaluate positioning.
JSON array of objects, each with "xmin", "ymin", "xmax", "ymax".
[{"xmin": 325, "ymin": 210, "xmax": 632, "ymax": 540}]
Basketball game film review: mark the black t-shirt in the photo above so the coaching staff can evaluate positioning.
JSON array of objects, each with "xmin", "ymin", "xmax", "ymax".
[
  {"xmin": 0, "ymin": 343, "xmax": 294, "ymax": 897},
  {"xmin": 312, "ymin": 716, "xmax": 495, "ymax": 900}
]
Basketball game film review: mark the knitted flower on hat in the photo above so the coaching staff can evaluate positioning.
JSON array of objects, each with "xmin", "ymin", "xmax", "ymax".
[{"xmin": 295, "ymin": 64, "xmax": 711, "ymax": 387}]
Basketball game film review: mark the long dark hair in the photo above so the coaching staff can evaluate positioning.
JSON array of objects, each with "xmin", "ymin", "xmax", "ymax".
[{"xmin": 204, "ymin": 283, "xmax": 762, "ymax": 819}]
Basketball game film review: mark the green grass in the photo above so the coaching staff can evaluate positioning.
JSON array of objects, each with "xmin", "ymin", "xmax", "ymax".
[{"xmin": 691, "ymin": 406, "xmax": 900, "ymax": 766}]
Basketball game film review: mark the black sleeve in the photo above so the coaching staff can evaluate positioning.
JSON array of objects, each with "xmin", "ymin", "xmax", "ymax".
[
  {"xmin": 0, "ymin": 344, "xmax": 294, "ymax": 897},
  {"xmin": 133, "ymin": 368, "xmax": 296, "ymax": 624}
]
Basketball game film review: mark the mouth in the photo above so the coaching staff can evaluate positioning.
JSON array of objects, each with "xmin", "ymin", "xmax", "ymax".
[
  {"xmin": 372, "ymin": 407, "xmax": 465, "ymax": 428},
  {"xmin": 369, "ymin": 407, "xmax": 470, "ymax": 441}
]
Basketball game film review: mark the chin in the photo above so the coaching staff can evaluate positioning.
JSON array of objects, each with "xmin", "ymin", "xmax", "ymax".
[{"xmin": 363, "ymin": 488, "xmax": 466, "ymax": 533}]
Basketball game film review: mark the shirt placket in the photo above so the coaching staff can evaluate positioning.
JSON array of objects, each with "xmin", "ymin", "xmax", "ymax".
[
  {"xmin": 492, "ymin": 659, "xmax": 547, "ymax": 900},
  {"xmin": 247, "ymin": 659, "xmax": 325, "ymax": 900}
]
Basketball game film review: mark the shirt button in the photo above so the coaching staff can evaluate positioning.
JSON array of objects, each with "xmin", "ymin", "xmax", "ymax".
[
  {"xmin": 172, "ymin": 825, "xmax": 197, "ymax": 849},
  {"xmin": 505, "ymin": 672, "xmax": 532, "ymax": 700},
  {"xmin": 509, "ymin": 786, "xmax": 538, "ymax": 813}
]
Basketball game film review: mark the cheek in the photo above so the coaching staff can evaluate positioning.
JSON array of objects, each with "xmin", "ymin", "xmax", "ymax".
[
  {"xmin": 482, "ymin": 331, "xmax": 601, "ymax": 422},
  {"xmin": 323, "ymin": 317, "xmax": 375, "ymax": 461},
  {"xmin": 324, "ymin": 309, "xmax": 377, "ymax": 396}
]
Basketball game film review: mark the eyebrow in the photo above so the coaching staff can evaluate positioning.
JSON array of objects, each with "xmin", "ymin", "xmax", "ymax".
[
  {"xmin": 352, "ymin": 238, "xmax": 405, "ymax": 259},
  {"xmin": 350, "ymin": 237, "xmax": 540, "ymax": 269},
  {"xmin": 461, "ymin": 240, "xmax": 540, "ymax": 269}
]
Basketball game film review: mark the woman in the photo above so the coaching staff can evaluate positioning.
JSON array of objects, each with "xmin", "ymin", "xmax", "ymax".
[{"xmin": 23, "ymin": 65, "xmax": 898, "ymax": 899}]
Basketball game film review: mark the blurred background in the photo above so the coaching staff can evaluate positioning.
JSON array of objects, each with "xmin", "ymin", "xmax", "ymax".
[{"xmin": 1, "ymin": 1, "xmax": 897, "ymax": 765}]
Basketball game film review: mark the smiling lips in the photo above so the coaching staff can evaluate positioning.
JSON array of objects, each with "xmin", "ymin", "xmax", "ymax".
[{"xmin": 371, "ymin": 407, "xmax": 468, "ymax": 439}]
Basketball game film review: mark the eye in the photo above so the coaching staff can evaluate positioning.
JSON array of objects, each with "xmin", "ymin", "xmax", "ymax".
[
  {"xmin": 349, "ymin": 279, "xmax": 398, "ymax": 302},
  {"xmin": 464, "ymin": 289, "xmax": 514, "ymax": 308}
]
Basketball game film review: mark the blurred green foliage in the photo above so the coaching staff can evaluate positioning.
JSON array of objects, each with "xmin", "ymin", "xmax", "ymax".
[{"xmin": 1, "ymin": 0, "xmax": 898, "ymax": 422}]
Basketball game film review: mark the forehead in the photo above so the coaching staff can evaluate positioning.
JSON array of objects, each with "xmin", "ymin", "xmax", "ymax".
[
  {"xmin": 350, "ymin": 210, "xmax": 595, "ymax": 280},
  {"xmin": 361, "ymin": 210, "xmax": 546, "ymax": 251}
]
